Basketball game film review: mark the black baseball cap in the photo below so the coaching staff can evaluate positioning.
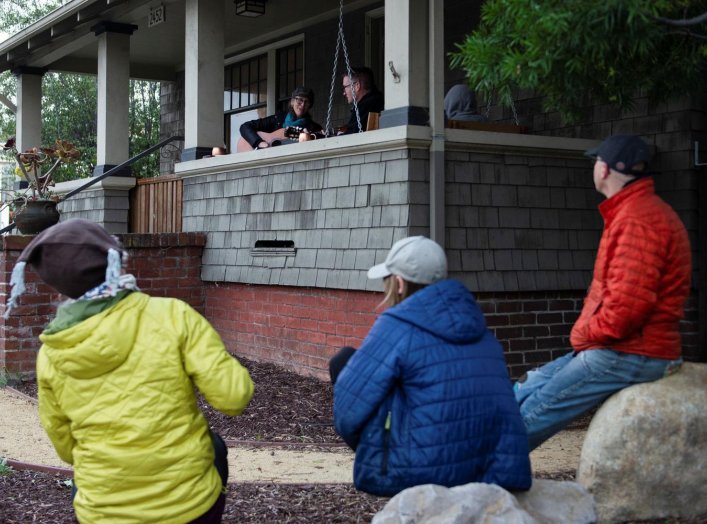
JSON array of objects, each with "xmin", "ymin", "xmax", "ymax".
[
  {"xmin": 585, "ymin": 134, "xmax": 652, "ymax": 176},
  {"xmin": 291, "ymin": 86, "xmax": 314, "ymax": 107}
]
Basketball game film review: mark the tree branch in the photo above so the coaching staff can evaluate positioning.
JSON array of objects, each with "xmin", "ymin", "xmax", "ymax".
[
  {"xmin": 0, "ymin": 93, "xmax": 16, "ymax": 114},
  {"xmin": 656, "ymin": 11, "xmax": 707, "ymax": 27},
  {"xmin": 666, "ymin": 29, "xmax": 707, "ymax": 41}
]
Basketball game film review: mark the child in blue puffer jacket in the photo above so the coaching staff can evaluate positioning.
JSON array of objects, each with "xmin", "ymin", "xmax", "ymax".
[{"xmin": 332, "ymin": 236, "xmax": 532, "ymax": 497}]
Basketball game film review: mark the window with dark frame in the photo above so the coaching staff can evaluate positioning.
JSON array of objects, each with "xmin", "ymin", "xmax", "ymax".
[
  {"xmin": 223, "ymin": 54, "xmax": 268, "ymax": 152},
  {"xmin": 222, "ymin": 42, "xmax": 304, "ymax": 151},
  {"xmin": 276, "ymin": 43, "xmax": 304, "ymax": 113}
]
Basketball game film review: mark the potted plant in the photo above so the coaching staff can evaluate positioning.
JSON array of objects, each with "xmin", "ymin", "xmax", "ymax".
[{"xmin": 1, "ymin": 137, "xmax": 80, "ymax": 234}]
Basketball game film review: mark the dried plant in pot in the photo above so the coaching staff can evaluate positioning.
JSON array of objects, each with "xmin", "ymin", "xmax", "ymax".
[{"xmin": 1, "ymin": 137, "xmax": 81, "ymax": 234}]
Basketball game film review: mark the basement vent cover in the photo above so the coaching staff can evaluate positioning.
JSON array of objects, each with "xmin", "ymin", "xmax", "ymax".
[{"xmin": 250, "ymin": 240, "xmax": 296, "ymax": 257}]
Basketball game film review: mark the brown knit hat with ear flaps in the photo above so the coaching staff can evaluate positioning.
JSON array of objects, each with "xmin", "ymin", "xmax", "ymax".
[{"xmin": 18, "ymin": 218, "xmax": 123, "ymax": 298}]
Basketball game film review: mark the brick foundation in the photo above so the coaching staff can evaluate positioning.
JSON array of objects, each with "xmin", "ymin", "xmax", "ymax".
[
  {"xmin": 205, "ymin": 284, "xmax": 702, "ymax": 381},
  {"xmin": 205, "ymin": 283, "xmax": 379, "ymax": 381},
  {"xmin": 0, "ymin": 233, "xmax": 206, "ymax": 376},
  {"xmin": 1, "ymin": 232, "xmax": 701, "ymax": 379},
  {"xmin": 205, "ymin": 283, "xmax": 581, "ymax": 380}
]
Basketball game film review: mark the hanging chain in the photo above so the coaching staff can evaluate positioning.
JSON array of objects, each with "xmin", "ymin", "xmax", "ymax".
[
  {"xmin": 510, "ymin": 96, "xmax": 520, "ymax": 126},
  {"xmin": 324, "ymin": 3, "xmax": 342, "ymax": 136},
  {"xmin": 484, "ymin": 92, "xmax": 519, "ymax": 125},
  {"xmin": 324, "ymin": 0, "xmax": 362, "ymax": 136},
  {"xmin": 340, "ymin": 8, "xmax": 362, "ymax": 134}
]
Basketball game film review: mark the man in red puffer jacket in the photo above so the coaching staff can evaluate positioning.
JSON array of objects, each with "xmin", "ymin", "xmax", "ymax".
[{"xmin": 514, "ymin": 134, "xmax": 691, "ymax": 451}]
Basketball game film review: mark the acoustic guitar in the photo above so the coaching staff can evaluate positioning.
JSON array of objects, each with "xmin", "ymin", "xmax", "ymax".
[
  {"xmin": 236, "ymin": 128, "xmax": 288, "ymax": 153},
  {"xmin": 236, "ymin": 127, "xmax": 325, "ymax": 153}
]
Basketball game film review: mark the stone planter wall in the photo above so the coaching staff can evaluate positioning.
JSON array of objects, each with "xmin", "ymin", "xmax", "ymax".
[{"xmin": 54, "ymin": 177, "xmax": 135, "ymax": 234}]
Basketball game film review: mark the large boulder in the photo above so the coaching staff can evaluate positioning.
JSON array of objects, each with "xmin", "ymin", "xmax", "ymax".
[
  {"xmin": 371, "ymin": 480, "xmax": 595, "ymax": 524},
  {"xmin": 577, "ymin": 362, "xmax": 707, "ymax": 523}
]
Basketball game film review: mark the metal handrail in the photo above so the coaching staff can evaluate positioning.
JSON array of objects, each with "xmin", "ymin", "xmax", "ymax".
[{"xmin": 0, "ymin": 135, "xmax": 184, "ymax": 235}]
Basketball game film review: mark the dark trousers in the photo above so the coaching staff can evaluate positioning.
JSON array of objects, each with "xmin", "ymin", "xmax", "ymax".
[
  {"xmin": 329, "ymin": 346, "xmax": 356, "ymax": 385},
  {"xmin": 210, "ymin": 430, "xmax": 229, "ymax": 487},
  {"xmin": 189, "ymin": 431, "xmax": 228, "ymax": 523},
  {"xmin": 329, "ymin": 346, "xmax": 358, "ymax": 452}
]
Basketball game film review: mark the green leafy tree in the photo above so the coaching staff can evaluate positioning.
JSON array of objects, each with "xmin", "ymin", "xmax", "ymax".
[
  {"xmin": 0, "ymin": 0, "xmax": 65, "ymax": 165},
  {"xmin": 450, "ymin": 0, "xmax": 707, "ymax": 122},
  {"xmin": 129, "ymin": 80, "xmax": 161, "ymax": 178},
  {"xmin": 40, "ymin": 72, "xmax": 97, "ymax": 181},
  {"xmin": 0, "ymin": 75, "xmax": 17, "ymax": 140},
  {"xmin": 0, "ymin": 0, "xmax": 162, "ymax": 180},
  {"xmin": 0, "ymin": 0, "xmax": 61, "ymax": 33}
]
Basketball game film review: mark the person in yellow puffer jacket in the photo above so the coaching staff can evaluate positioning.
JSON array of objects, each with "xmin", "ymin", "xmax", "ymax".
[{"xmin": 5, "ymin": 219, "xmax": 254, "ymax": 523}]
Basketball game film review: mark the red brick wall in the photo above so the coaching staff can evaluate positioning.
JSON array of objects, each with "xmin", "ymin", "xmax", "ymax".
[
  {"xmin": 205, "ymin": 283, "xmax": 380, "ymax": 381},
  {"xmin": 0, "ymin": 233, "xmax": 206, "ymax": 376},
  {"xmin": 490, "ymin": 289, "xmax": 701, "ymax": 375},
  {"xmin": 205, "ymin": 284, "xmax": 586, "ymax": 380},
  {"xmin": 477, "ymin": 290, "xmax": 583, "ymax": 378},
  {"xmin": 206, "ymin": 284, "xmax": 702, "ymax": 381},
  {"xmin": 120, "ymin": 233, "xmax": 207, "ymax": 312},
  {"xmin": 2, "ymin": 231, "xmax": 700, "ymax": 379},
  {"xmin": 0, "ymin": 238, "xmax": 63, "ymax": 374}
]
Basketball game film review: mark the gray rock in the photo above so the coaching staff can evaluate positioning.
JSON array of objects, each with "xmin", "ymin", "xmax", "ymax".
[
  {"xmin": 371, "ymin": 483, "xmax": 535, "ymax": 524},
  {"xmin": 577, "ymin": 362, "xmax": 707, "ymax": 523},
  {"xmin": 515, "ymin": 479, "xmax": 596, "ymax": 523},
  {"xmin": 372, "ymin": 480, "xmax": 596, "ymax": 524}
]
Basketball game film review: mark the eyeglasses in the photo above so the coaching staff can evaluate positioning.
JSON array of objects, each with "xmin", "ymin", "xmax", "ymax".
[
  {"xmin": 292, "ymin": 96, "xmax": 310, "ymax": 105},
  {"xmin": 342, "ymin": 81, "xmax": 358, "ymax": 92}
]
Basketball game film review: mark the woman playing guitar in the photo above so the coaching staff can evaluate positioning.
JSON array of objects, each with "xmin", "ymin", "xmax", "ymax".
[{"xmin": 237, "ymin": 86, "xmax": 323, "ymax": 152}]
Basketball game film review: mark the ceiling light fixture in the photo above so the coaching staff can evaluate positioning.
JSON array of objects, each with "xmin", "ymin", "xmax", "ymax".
[{"xmin": 235, "ymin": 0, "xmax": 266, "ymax": 17}]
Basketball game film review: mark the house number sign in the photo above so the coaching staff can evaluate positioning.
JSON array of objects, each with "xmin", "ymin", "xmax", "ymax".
[{"xmin": 148, "ymin": 5, "xmax": 166, "ymax": 27}]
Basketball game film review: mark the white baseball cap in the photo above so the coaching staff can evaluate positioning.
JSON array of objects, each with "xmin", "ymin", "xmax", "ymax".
[{"xmin": 367, "ymin": 236, "xmax": 447, "ymax": 284}]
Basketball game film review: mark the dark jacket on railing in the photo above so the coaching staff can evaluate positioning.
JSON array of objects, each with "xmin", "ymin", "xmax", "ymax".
[{"xmin": 341, "ymin": 89, "xmax": 384, "ymax": 134}]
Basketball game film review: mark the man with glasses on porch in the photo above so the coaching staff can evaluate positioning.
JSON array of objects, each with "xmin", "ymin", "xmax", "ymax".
[{"xmin": 339, "ymin": 66, "xmax": 384, "ymax": 135}]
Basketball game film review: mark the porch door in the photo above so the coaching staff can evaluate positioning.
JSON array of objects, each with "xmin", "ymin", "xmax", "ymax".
[{"xmin": 365, "ymin": 7, "xmax": 385, "ymax": 91}]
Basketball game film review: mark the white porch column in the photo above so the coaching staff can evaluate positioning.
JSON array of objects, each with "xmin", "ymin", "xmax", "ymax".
[
  {"xmin": 428, "ymin": 0, "xmax": 445, "ymax": 245},
  {"xmin": 93, "ymin": 22, "xmax": 136, "ymax": 177},
  {"xmin": 183, "ymin": 0, "xmax": 225, "ymax": 160},
  {"xmin": 14, "ymin": 68, "xmax": 45, "ymax": 153},
  {"xmin": 380, "ymin": 0, "xmax": 429, "ymax": 128}
]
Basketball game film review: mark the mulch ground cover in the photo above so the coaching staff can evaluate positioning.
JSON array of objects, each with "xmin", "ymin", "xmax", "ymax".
[
  {"xmin": 10, "ymin": 356, "xmax": 340, "ymax": 445},
  {"xmin": 0, "ymin": 470, "xmax": 385, "ymax": 523},
  {"xmin": 198, "ymin": 357, "xmax": 339, "ymax": 444},
  {"xmin": 2, "ymin": 468, "xmax": 703, "ymax": 524},
  {"xmin": 3, "ymin": 356, "xmax": 703, "ymax": 523}
]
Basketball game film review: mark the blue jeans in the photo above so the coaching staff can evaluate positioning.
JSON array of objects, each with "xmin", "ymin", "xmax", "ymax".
[{"xmin": 514, "ymin": 349, "xmax": 682, "ymax": 451}]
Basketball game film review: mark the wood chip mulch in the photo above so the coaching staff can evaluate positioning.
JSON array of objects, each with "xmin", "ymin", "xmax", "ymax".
[
  {"xmin": 197, "ymin": 356, "xmax": 340, "ymax": 445},
  {"xmin": 0, "ymin": 470, "xmax": 385, "ymax": 524},
  {"xmin": 10, "ymin": 355, "xmax": 340, "ymax": 446},
  {"xmin": 2, "ymin": 469, "xmax": 703, "ymax": 524},
  {"xmin": 4, "ymin": 357, "xmax": 704, "ymax": 523}
]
